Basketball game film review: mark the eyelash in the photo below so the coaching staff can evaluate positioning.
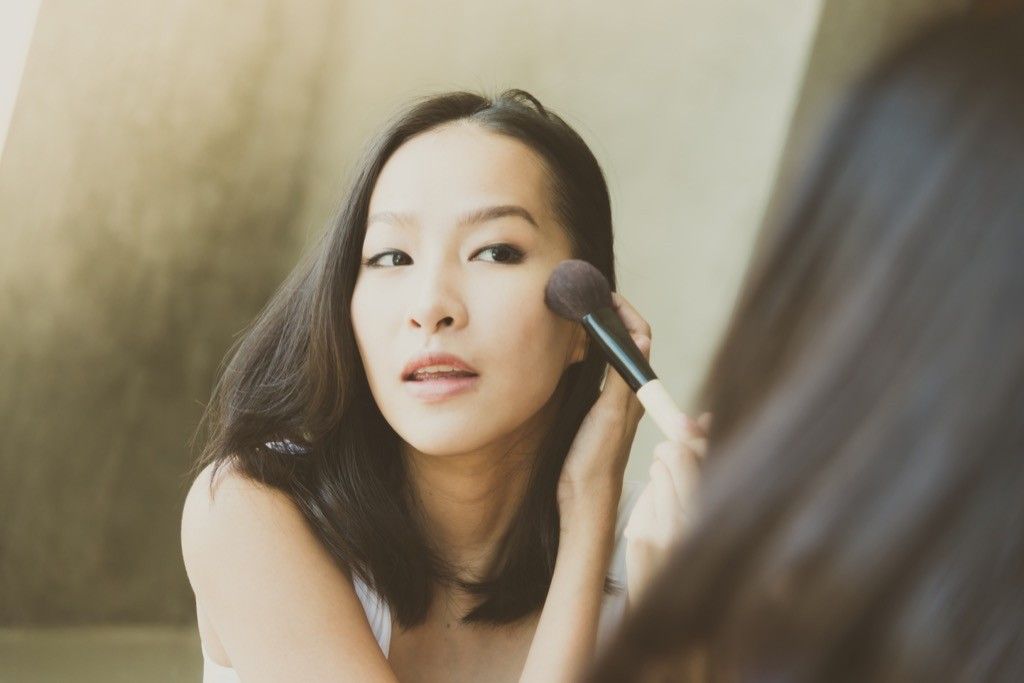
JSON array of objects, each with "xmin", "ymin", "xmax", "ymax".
[{"xmin": 361, "ymin": 244, "xmax": 525, "ymax": 268}]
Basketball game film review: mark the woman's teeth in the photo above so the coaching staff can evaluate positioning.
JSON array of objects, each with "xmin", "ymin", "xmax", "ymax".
[{"xmin": 410, "ymin": 365, "xmax": 476, "ymax": 381}]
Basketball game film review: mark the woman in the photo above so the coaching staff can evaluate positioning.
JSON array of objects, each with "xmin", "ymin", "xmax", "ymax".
[
  {"xmin": 595, "ymin": 11, "xmax": 1024, "ymax": 682},
  {"xmin": 181, "ymin": 89, "xmax": 653, "ymax": 682}
]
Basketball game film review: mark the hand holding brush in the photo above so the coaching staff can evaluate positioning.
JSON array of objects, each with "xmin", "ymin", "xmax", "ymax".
[
  {"xmin": 546, "ymin": 259, "xmax": 708, "ymax": 603},
  {"xmin": 545, "ymin": 259, "xmax": 687, "ymax": 442}
]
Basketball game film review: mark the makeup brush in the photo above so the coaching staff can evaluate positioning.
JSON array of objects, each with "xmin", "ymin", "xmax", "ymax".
[{"xmin": 545, "ymin": 259, "xmax": 686, "ymax": 442}]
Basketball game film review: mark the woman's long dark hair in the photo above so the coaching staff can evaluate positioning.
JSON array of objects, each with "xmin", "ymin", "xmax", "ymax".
[
  {"xmin": 189, "ymin": 89, "xmax": 615, "ymax": 628},
  {"xmin": 594, "ymin": 12, "xmax": 1024, "ymax": 682}
]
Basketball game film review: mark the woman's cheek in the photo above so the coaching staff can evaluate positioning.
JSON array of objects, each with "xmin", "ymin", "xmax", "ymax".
[
  {"xmin": 350, "ymin": 293, "xmax": 393, "ymax": 388},
  {"xmin": 513, "ymin": 313, "xmax": 574, "ymax": 381}
]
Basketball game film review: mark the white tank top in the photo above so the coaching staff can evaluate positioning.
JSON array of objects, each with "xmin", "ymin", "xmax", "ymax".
[{"xmin": 200, "ymin": 480, "xmax": 643, "ymax": 682}]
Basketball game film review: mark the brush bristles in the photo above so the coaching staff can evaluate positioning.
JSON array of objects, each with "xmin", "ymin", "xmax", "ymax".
[{"xmin": 545, "ymin": 259, "xmax": 613, "ymax": 321}]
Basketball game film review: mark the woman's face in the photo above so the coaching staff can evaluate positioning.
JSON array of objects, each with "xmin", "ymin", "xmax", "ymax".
[{"xmin": 350, "ymin": 121, "xmax": 587, "ymax": 457}]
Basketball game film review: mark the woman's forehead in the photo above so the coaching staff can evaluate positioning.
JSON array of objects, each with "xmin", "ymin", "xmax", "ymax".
[{"xmin": 369, "ymin": 123, "xmax": 553, "ymax": 216}]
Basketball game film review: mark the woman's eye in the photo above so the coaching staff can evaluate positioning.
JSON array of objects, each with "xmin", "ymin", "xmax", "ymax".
[
  {"xmin": 362, "ymin": 245, "xmax": 524, "ymax": 267},
  {"xmin": 363, "ymin": 250, "xmax": 411, "ymax": 268},
  {"xmin": 474, "ymin": 244, "xmax": 525, "ymax": 264}
]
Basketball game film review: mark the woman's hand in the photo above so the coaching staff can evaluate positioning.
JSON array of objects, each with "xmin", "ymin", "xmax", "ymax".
[
  {"xmin": 522, "ymin": 293, "xmax": 652, "ymax": 683},
  {"xmin": 556, "ymin": 292, "xmax": 652, "ymax": 529},
  {"xmin": 624, "ymin": 412, "xmax": 710, "ymax": 605}
]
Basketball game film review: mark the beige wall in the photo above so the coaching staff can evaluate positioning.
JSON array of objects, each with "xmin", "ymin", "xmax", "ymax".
[
  {"xmin": 0, "ymin": 0, "xmax": 337, "ymax": 623},
  {"xmin": 299, "ymin": 0, "xmax": 825, "ymax": 483},
  {"xmin": 0, "ymin": 0, "xmax": 965, "ymax": 625}
]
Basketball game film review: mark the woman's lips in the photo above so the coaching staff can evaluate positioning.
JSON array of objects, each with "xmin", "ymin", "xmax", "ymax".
[{"xmin": 403, "ymin": 374, "xmax": 479, "ymax": 402}]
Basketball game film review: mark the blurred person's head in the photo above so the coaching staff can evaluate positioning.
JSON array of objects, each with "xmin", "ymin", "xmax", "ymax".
[
  {"xmin": 595, "ymin": 12, "xmax": 1024, "ymax": 682},
  {"xmin": 193, "ymin": 89, "xmax": 615, "ymax": 628}
]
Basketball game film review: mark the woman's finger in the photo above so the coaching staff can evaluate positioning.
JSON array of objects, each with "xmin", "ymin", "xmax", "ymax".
[
  {"xmin": 688, "ymin": 437, "xmax": 708, "ymax": 460},
  {"xmin": 591, "ymin": 298, "xmax": 652, "ymax": 424},
  {"xmin": 595, "ymin": 358, "xmax": 644, "ymax": 426},
  {"xmin": 654, "ymin": 440, "xmax": 701, "ymax": 522},
  {"xmin": 632, "ymin": 332, "xmax": 651, "ymax": 360},
  {"xmin": 665, "ymin": 413, "xmax": 708, "ymax": 458},
  {"xmin": 610, "ymin": 292, "xmax": 652, "ymax": 340},
  {"xmin": 624, "ymin": 479, "xmax": 657, "ymax": 541},
  {"xmin": 649, "ymin": 458, "xmax": 682, "ymax": 540}
]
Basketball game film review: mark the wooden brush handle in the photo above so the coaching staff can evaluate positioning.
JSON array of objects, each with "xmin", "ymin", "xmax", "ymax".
[{"xmin": 636, "ymin": 379, "xmax": 686, "ymax": 442}]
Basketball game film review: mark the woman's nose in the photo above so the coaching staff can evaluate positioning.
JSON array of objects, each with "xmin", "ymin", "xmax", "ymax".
[{"xmin": 406, "ymin": 270, "xmax": 467, "ymax": 334}]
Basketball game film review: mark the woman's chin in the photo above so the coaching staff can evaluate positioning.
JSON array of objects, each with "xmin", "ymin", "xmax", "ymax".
[
  {"xmin": 394, "ymin": 419, "xmax": 505, "ymax": 458},
  {"xmin": 381, "ymin": 395, "xmax": 550, "ymax": 458},
  {"xmin": 401, "ymin": 435, "xmax": 485, "ymax": 457}
]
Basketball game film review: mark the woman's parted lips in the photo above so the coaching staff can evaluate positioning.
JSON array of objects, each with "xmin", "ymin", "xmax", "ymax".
[{"xmin": 401, "ymin": 352, "xmax": 480, "ymax": 381}]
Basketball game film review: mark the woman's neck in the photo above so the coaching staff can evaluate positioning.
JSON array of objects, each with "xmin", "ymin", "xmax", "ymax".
[{"xmin": 403, "ymin": 416, "xmax": 548, "ymax": 580}]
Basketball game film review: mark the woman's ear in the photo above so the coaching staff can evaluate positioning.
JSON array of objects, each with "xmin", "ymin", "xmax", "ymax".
[{"xmin": 569, "ymin": 325, "xmax": 589, "ymax": 365}]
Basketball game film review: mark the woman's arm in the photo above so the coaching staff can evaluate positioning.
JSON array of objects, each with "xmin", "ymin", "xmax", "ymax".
[
  {"xmin": 519, "ymin": 481, "xmax": 619, "ymax": 682},
  {"xmin": 520, "ymin": 293, "xmax": 651, "ymax": 682},
  {"xmin": 181, "ymin": 462, "xmax": 399, "ymax": 683}
]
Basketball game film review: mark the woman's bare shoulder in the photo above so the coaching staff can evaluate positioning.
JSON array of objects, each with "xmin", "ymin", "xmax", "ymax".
[
  {"xmin": 181, "ymin": 460, "xmax": 296, "ymax": 563},
  {"xmin": 179, "ymin": 459, "xmax": 396, "ymax": 681},
  {"xmin": 182, "ymin": 460, "xmax": 302, "ymax": 600},
  {"xmin": 180, "ymin": 457, "xmax": 344, "ymax": 594}
]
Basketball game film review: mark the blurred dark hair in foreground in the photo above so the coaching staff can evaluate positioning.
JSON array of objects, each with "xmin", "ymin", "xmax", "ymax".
[{"xmin": 593, "ymin": 10, "xmax": 1024, "ymax": 682}]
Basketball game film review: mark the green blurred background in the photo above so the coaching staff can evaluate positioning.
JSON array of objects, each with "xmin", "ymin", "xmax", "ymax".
[{"xmin": 0, "ymin": 0, "xmax": 972, "ymax": 679}]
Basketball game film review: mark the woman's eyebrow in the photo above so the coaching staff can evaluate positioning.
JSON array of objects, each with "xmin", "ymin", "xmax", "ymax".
[
  {"xmin": 367, "ymin": 205, "xmax": 540, "ymax": 230},
  {"xmin": 457, "ymin": 205, "xmax": 539, "ymax": 230}
]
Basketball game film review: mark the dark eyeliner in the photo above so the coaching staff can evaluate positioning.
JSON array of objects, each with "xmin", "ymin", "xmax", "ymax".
[
  {"xmin": 474, "ymin": 243, "xmax": 525, "ymax": 264},
  {"xmin": 362, "ymin": 250, "xmax": 410, "ymax": 268}
]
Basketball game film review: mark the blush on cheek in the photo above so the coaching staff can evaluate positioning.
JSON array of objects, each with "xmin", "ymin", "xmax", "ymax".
[{"xmin": 512, "ymin": 326, "xmax": 577, "ymax": 384}]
